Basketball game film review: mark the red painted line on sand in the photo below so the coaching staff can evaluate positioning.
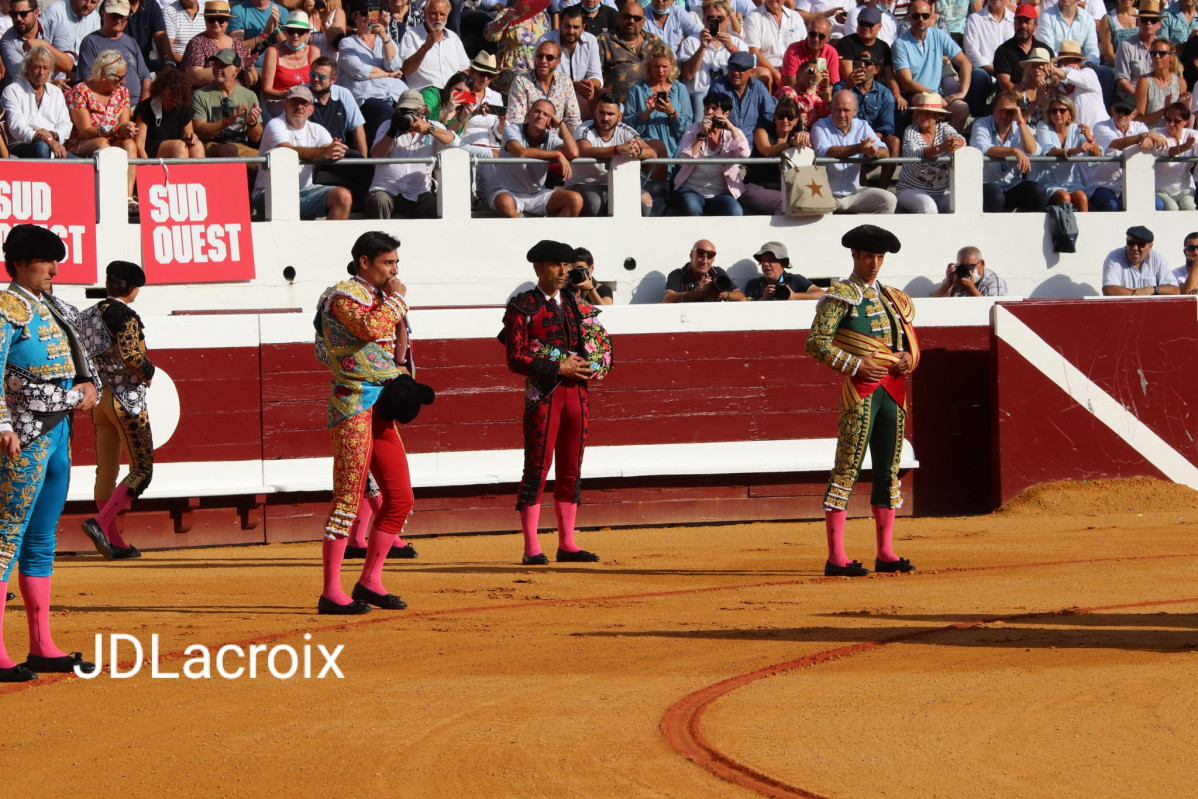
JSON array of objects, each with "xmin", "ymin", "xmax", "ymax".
[
  {"xmin": 1, "ymin": 552, "xmax": 1195, "ymax": 696},
  {"xmin": 659, "ymin": 596, "xmax": 1198, "ymax": 798}
]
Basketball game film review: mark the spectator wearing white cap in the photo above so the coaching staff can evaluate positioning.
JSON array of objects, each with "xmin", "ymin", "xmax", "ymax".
[
  {"xmin": 367, "ymin": 88, "xmax": 460, "ymax": 218},
  {"xmin": 254, "ymin": 85, "xmax": 353, "ymax": 219},
  {"xmin": 76, "ymin": 0, "xmax": 152, "ymax": 105},
  {"xmin": 744, "ymin": 242, "xmax": 825, "ymax": 300},
  {"xmin": 398, "ymin": 0, "xmax": 468, "ymax": 90}
]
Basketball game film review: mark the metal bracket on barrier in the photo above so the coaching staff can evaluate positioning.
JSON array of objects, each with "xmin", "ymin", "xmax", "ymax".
[{"xmin": 172, "ymin": 497, "xmax": 200, "ymax": 534}]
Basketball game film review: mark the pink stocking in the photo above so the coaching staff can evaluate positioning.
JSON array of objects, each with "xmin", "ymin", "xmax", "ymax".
[
  {"xmin": 321, "ymin": 537, "xmax": 353, "ymax": 605},
  {"xmin": 358, "ymin": 530, "xmax": 398, "ymax": 595},
  {"xmin": 519, "ymin": 505, "xmax": 541, "ymax": 556},
  {"xmin": 0, "ymin": 584, "xmax": 15, "ymax": 669},
  {"xmin": 872, "ymin": 506, "xmax": 898, "ymax": 562},
  {"xmin": 18, "ymin": 573, "xmax": 66, "ymax": 659},
  {"xmin": 347, "ymin": 494, "xmax": 378, "ymax": 549},
  {"xmin": 825, "ymin": 509, "xmax": 849, "ymax": 567},
  {"xmin": 95, "ymin": 486, "xmax": 133, "ymax": 549},
  {"xmin": 554, "ymin": 500, "xmax": 579, "ymax": 553}
]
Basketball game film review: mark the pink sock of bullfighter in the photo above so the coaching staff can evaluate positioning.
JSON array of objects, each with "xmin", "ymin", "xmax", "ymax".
[
  {"xmin": 347, "ymin": 495, "xmax": 377, "ymax": 549},
  {"xmin": 97, "ymin": 500, "xmax": 130, "ymax": 549},
  {"xmin": 359, "ymin": 530, "xmax": 398, "ymax": 594},
  {"xmin": 19, "ymin": 574, "xmax": 67, "ymax": 658},
  {"xmin": 520, "ymin": 505, "xmax": 542, "ymax": 556},
  {"xmin": 555, "ymin": 500, "xmax": 580, "ymax": 552},
  {"xmin": 872, "ymin": 506, "xmax": 898, "ymax": 562},
  {"xmin": 95, "ymin": 485, "xmax": 133, "ymax": 532},
  {"xmin": 0, "ymin": 584, "xmax": 16, "ymax": 669},
  {"xmin": 321, "ymin": 537, "xmax": 353, "ymax": 605},
  {"xmin": 825, "ymin": 509, "xmax": 849, "ymax": 567}
]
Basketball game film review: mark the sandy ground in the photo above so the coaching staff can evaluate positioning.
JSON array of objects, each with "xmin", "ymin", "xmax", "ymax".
[{"xmin": 2, "ymin": 478, "xmax": 1197, "ymax": 798}]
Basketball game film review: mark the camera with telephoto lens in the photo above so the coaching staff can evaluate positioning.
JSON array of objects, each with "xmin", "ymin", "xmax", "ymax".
[
  {"xmin": 773, "ymin": 284, "xmax": 791, "ymax": 300},
  {"xmin": 954, "ymin": 262, "xmax": 975, "ymax": 279},
  {"xmin": 391, "ymin": 107, "xmax": 421, "ymax": 135},
  {"xmin": 710, "ymin": 273, "xmax": 732, "ymax": 293},
  {"xmin": 567, "ymin": 266, "xmax": 590, "ymax": 286}
]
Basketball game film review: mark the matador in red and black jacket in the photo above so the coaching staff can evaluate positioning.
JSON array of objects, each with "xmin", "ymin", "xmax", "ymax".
[{"xmin": 500, "ymin": 239, "xmax": 602, "ymax": 566}]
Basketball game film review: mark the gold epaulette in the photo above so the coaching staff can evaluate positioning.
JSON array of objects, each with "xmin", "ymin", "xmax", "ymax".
[
  {"xmin": 883, "ymin": 285, "xmax": 915, "ymax": 323},
  {"xmin": 0, "ymin": 289, "xmax": 32, "ymax": 327},
  {"xmin": 821, "ymin": 279, "xmax": 865, "ymax": 307}
]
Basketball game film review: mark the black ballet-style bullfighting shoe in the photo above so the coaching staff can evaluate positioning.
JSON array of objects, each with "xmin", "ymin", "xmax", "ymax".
[
  {"xmin": 111, "ymin": 545, "xmax": 142, "ymax": 560},
  {"xmin": 352, "ymin": 583, "xmax": 408, "ymax": 610},
  {"xmin": 824, "ymin": 560, "xmax": 870, "ymax": 577},
  {"xmin": 0, "ymin": 664, "xmax": 37, "ymax": 682},
  {"xmin": 522, "ymin": 553, "xmax": 550, "ymax": 565},
  {"xmin": 343, "ymin": 546, "xmax": 368, "ymax": 559},
  {"xmin": 556, "ymin": 549, "xmax": 600, "ymax": 563},
  {"xmin": 875, "ymin": 557, "xmax": 916, "ymax": 574},
  {"xmin": 317, "ymin": 595, "xmax": 371, "ymax": 615},
  {"xmin": 5, "ymin": 592, "xmax": 13, "ymax": 601},
  {"xmin": 388, "ymin": 543, "xmax": 418, "ymax": 559},
  {"xmin": 23, "ymin": 652, "xmax": 97, "ymax": 675},
  {"xmin": 80, "ymin": 519, "xmax": 115, "ymax": 561}
]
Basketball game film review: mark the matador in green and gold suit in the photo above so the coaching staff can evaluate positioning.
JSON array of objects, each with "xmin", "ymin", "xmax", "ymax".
[{"xmin": 806, "ymin": 225, "xmax": 919, "ymax": 578}]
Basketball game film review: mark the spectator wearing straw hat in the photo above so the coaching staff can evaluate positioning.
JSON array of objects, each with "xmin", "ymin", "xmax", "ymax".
[
  {"xmin": 1052, "ymin": 39, "xmax": 1110, "ymax": 128},
  {"xmin": 1014, "ymin": 45, "xmax": 1052, "ymax": 126},
  {"xmin": 181, "ymin": 0, "xmax": 256, "ymax": 88},
  {"xmin": 895, "ymin": 91, "xmax": 964, "ymax": 213},
  {"xmin": 1115, "ymin": 0, "xmax": 1165, "ymax": 100}
]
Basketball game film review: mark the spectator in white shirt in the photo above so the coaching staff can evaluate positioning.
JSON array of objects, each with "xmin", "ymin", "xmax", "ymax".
[
  {"xmin": 1088, "ymin": 99, "xmax": 1164, "ymax": 211},
  {"xmin": 538, "ymin": 5, "xmax": 602, "ymax": 117},
  {"xmin": 742, "ymin": 0, "xmax": 807, "ymax": 92},
  {"xmin": 367, "ymin": 88, "xmax": 460, "ymax": 218},
  {"xmin": 1102, "ymin": 224, "xmax": 1179, "ymax": 294},
  {"xmin": 398, "ymin": 0, "xmax": 468, "ymax": 90},
  {"xmin": 1051, "ymin": 39, "xmax": 1109, "ymax": 127},
  {"xmin": 678, "ymin": 0, "xmax": 745, "ymax": 120},
  {"xmin": 2, "ymin": 45, "xmax": 70, "ymax": 157},
  {"xmin": 568, "ymin": 91, "xmax": 653, "ymax": 214},
  {"xmin": 489, "ymin": 97, "xmax": 583, "ymax": 217},
  {"xmin": 253, "ymin": 85, "xmax": 352, "ymax": 219},
  {"xmin": 1153, "ymin": 101, "xmax": 1198, "ymax": 209},
  {"xmin": 963, "ymin": 0, "xmax": 1013, "ymax": 73},
  {"xmin": 162, "ymin": 0, "xmax": 205, "ymax": 64}
]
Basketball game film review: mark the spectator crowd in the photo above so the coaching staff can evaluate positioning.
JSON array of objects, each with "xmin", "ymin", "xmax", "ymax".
[{"xmin": 3, "ymin": 0, "xmax": 1198, "ymax": 218}]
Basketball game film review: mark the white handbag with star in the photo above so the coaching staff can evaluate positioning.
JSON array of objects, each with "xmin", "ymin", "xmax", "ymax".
[{"xmin": 781, "ymin": 148, "xmax": 835, "ymax": 216}]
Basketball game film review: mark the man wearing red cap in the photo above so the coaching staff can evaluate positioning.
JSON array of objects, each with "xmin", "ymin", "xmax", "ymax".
[
  {"xmin": 806, "ymin": 224, "xmax": 918, "ymax": 578},
  {"xmin": 994, "ymin": 5, "xmax": 1054, "ymax": 93}
]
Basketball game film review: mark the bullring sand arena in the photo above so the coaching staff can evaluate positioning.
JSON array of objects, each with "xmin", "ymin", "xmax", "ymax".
[{"xmin": 3, "ymin": 476, "xmax": 1196, "ymax": 798}]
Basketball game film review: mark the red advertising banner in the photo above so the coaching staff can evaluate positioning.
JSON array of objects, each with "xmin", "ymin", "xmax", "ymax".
[
  {"xmin": 137, "ymin": 163, "xmax": 255, "ymax": 284},
  {"xmin": 0, "ymin": 161, "xmax": 97, "ymax": 284}
]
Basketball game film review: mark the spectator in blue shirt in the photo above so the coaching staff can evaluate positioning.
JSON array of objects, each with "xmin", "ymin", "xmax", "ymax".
[
  {"xmin": 969, "ymin": 89, "xmax": 1045, "ymax": 211},
  {"xmin": 644, "ymin": 0, "xmax": 702, "ymax": 50},
  {"xmin": 710, "ymin": 49, "xmax": 776, "ymax": 139},
  {"xmin": 231, "ymin": 0, "xmax": 289, "ymax": 67},
  {"xmin": 893, "ymin": 0, "xmax": 984, "ymax": 129},
  {"xmin": 833, "ymin": 50, "xmax": 898, "ymax": 185},
  {"xmin": 811, "ymin": 90, "xmax": 897, "ymax": 213}
]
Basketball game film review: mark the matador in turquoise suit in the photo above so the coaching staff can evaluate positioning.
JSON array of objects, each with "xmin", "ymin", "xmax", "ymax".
[
  {"xmin": 0, "ymin": 225, "xmax": 105, "ymax": 682},
  {"xmin": 805, "ymin": 225, "xmax": 919, "ymax": 578}
]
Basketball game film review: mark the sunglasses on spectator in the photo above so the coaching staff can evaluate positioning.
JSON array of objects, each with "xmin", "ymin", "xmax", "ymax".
[
  {"xmin": 284, "ymin": 28, "xmax": 308, "ymax": 35},
  {"xmin": 1166, "ymin": 116, "xmax": 1187, "ymax": 123},
  {"xmin": 1127, "ymin": 239, "xmax": 1149, "ymax": 248},
  {"xmin": 621, "ymin": 12, "xmax": 644, "ymax": 20},
  {"xmin": 205, "ymin": 16, "xmax": 229, "ymax": 22},
  {"xmin": 9, "ymin": 9, "xmax": 33, "ymax": 18},
  {"xmin": 808, "ymin": 31, "xmax": 828, "ymax": 39},
  {"xmin": 309, "ymin": 71, "xmax": 331, "ymax": 80},
  {"xmin": 1049, "ymin": 107, "xmax": 1069, "ymax": 114},
  {"xmin": 1138, "ymin": 17, "xmax": 1160, "ymax": 23},
  {"xmin": 908, "ymin": 12, "xmax": 930, "ymax": 19},
  {"xmin": 1185, "ymin": 244, "xmax": 1198, "ymax": 252},
  {"xmin": 775, "ymin": 112, "xmax": 797, "ymax": 119},
  {"xmin": 694, "ymin": 249, "xmax": 717, "ymax": 259},
  {"xmin": 535, "ymin": 53, "xmax": 558, "ymax": 60},
  {"xmin": 1151, "ymin": 50, "xmax": 1173, "ymax": 57}
]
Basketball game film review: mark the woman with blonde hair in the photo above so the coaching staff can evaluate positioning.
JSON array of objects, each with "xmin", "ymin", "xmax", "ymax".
[
  {"xmin": 1035, "ymin": 94, "xmax": 1101, "ymax": 211},
  {"xmin": 624, "ymin": 41, "xmax": 692, "ymax": 162},
  {"xmin": 1135, "ymin": 37, "xmax": 1188, "ymax": 128},
  {"xmin": 65, "ymin": 50, "xmax": 139, "ymax": 209}
]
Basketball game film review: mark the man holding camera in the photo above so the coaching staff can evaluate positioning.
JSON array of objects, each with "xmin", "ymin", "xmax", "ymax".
[
  {"xmin": 806, "ymin": 224, "xmax": 918, "ymax": 577},
  {"xmin": 500, "ymin": 239, "xmax": 605, "ymax": 565},
  {"xmin": 930, "ymin": 246, "xmax": 1008, "ymax": 297},
  {"xmin": 367, "ymin": 89, "xmax": 459, "ymax": 219},
  {"xmin": 745, "ymin": 241, "xmax": 825, "ymax": 301},
  {"xmin": 192, "ymin": 48, "xmax": 263, "ymax": 157},
  {"xmin": 564, "ymin": 247, "xmax": 615, "ymax": 306},
  {"xmin": 661, "ymin": 239, "xmax": 747, "ymax": 302}
]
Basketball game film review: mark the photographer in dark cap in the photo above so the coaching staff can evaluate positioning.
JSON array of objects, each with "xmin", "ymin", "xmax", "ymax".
[
  {"xmin": 76, "ymin": 261, "xmax": 156, "ymax": 561},
  {"xmin": 806, "ymin": 224, "xmax": 919, "ymax": 578},
  {"xmin": 745, "ymin": 241, "xmax": 826, "ymax": 301},
  {"xmin": 661, "ymin": 238, "xmax": 746, "ymax": 302},
  {"xmin": 930, "ymin": 245, "xmax": 1008, "ymax": 297},
  {"xmin": 500, "ymin": 239, "xmax": 612, "ymax": 566},
  {"xmin": 0, "ymin": 224, "xmax": 104, "ymax": 681}
]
